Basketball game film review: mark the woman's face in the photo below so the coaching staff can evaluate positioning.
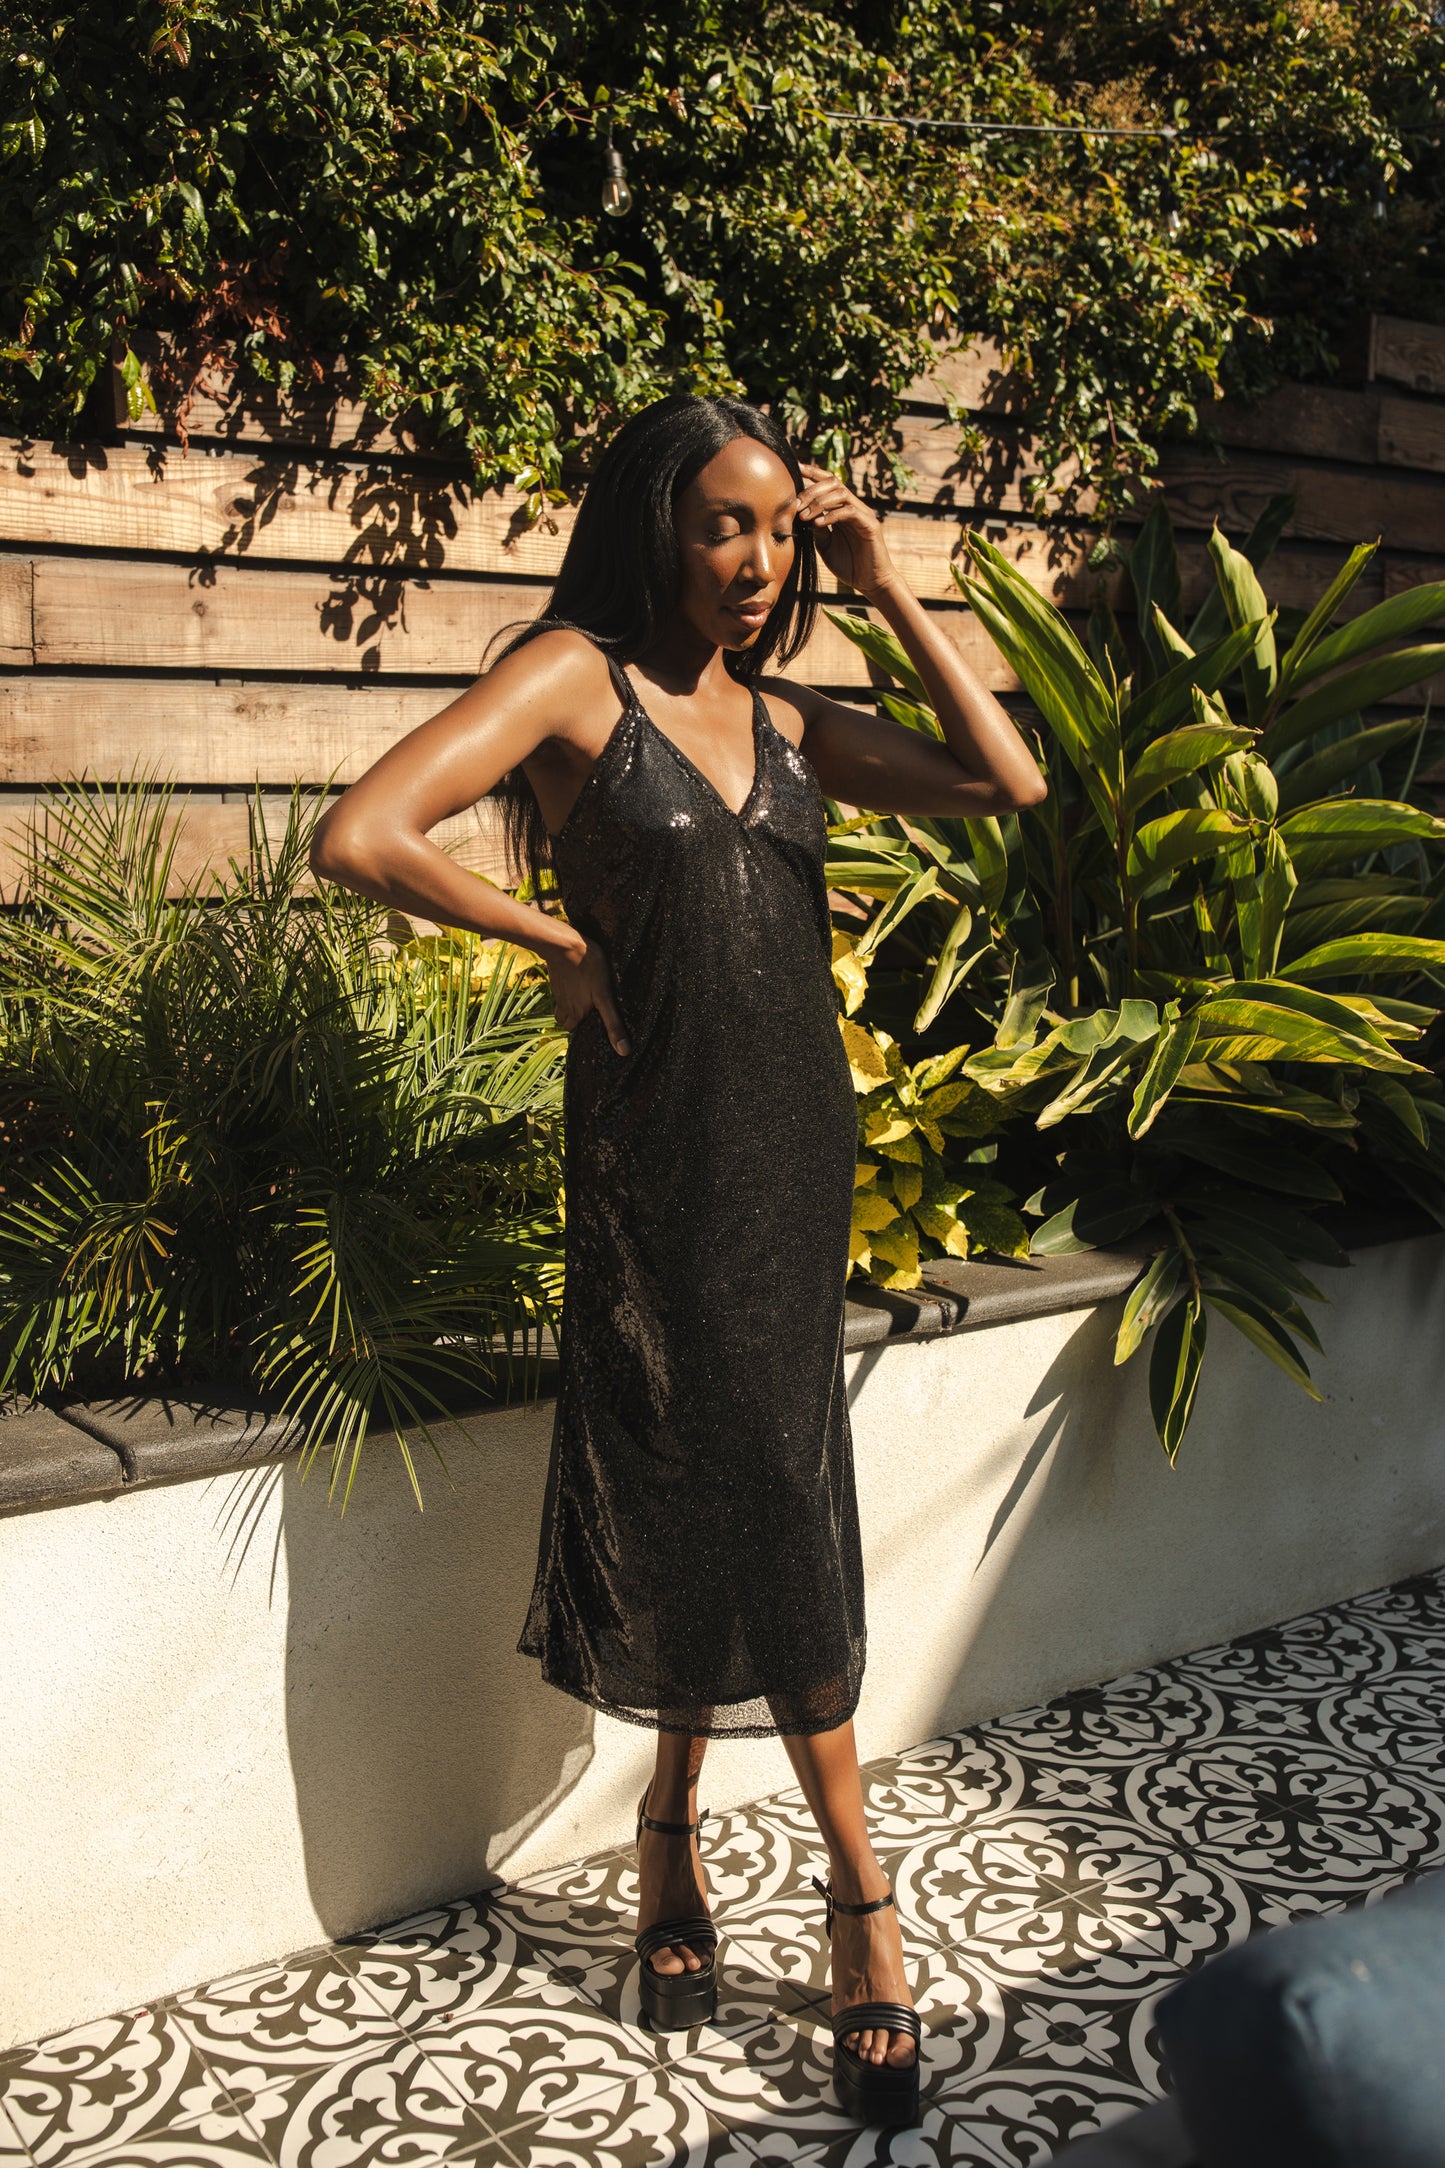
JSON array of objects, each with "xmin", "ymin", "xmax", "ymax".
[{"xmin": 671, "ymin": 437, "xmax": 799, "ymax": 653}]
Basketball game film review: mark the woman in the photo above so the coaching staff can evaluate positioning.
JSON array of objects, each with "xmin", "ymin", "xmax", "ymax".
[{"xmin": 311, "ymin": 394, "xmax": 1045, "ymax": 2127}]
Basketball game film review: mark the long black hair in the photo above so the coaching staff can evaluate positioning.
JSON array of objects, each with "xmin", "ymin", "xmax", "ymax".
[{"xmin": 487, "ymin": 393, "xmax": 820, "ymax": 898}]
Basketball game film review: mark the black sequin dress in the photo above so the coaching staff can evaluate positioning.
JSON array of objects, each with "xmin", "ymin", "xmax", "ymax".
[{"xmin": 517, "ymin": 658, "xmax": 865, "ymax": 1737}]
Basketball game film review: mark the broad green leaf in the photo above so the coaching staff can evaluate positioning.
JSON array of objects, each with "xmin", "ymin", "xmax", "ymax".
[
  {"xmin": 1121, "ymin": 619, "xmax": 1261, "ymax": 744},
  {"xmin": 1278, "ymin": 934, "xmax": 1445, "ymax": 982},
  {"xmin": 1285, "ymin": 582, "xmax": 1445, "ymax": 691},
  {"xmin": 1168, "ymin": 1131, "xmax": 1341, "ymax": 1201},
  {"xmin": 1255, "ymin": 829, "xmax": 1297, "ymax": 978},
  {"xmin": 1115, "ymin": 1247, "xmax": 1184, "ymax": 1362},
  {"xmin": 1194, "ymin": 1241, "xmax": 1326, "ymax": 1307},
  {"xmin": 1275, "ymin": 542, "xmax": 1377, "ymax": 694},
  {"xmin": 879, "ymin": 691, "xmax": 942, "ymax": 737},
  {"xmin": 1278, "ymin": 799, "xmax": 1445, "ymax": 857},
  {"xmin": 1186, "ymin": 493, "xmax": 1295, "ymax": 650},
  {"xmin": 1268, "ymin": 645, "xmax": 1445, "ymax": 757},
  {"xmin": 1204, "ymin": 1261, "xmax": 1324, "ymax": 1353},
  {"xmin": 913, "ymin": 901, "xmax": 990, "ymax": 1031},
  {"xmin": 1031, "ymin": 1188, "xmax": 1155, "ymax": 1253},
  {"xmin": 1124, "ymin": 720, "xmax": 1256, "ymax": 820},
  {"xmin": 1148, "ymin": 1289, "xmax": 1206, "ymax": 1461},
  {"xmin": 1127, "ymin": 808, "xmax": 1249, "ymax": 884},
  {"xmin": 1191, "ymin": 994, "xmax": 1414, "ymax": 1070},
  {"xmin": 995, "ymin": 966, "xmax": 1054, "ymax": 1051},
  {"xmin": 854, "ymin": 863, "xmax": 941, "ymax": 961},
  {"xmin": 1208, "ymin": 525, "xmax": 1277, "ymax": 727},
  {"xmin": 1207, "ymin": 1291, "xmax": 1323, "ymax": 1399},
  {"xmin": 961, "ymin": 577, "xmax": 1121, "ymax": 835},
  {"xmin": 1276, "ymin": 717, "xmax": 1423, "ymax": 812},
  {"xmin": 1361, "ymin": 1074, "xmax": 1429, "ymax": 1145},
  {"xmin": 1181, "ymin": 1191, "xmax": 1348, "ymax": 1268},
  {"xmin": 1127, "ymin": 499, "xmax": 1183, "ymax": 679},
  {"xmin": 1036, "ymin": 1003, "xmax": 1161, "ymax": 1128},
  {"xmin": 824, "ymin": 608, "xmax": 928, "ymax": 700},
  {"xmin": 964, "ymin": 815, "xmax": 1009, "ymax": 916},
  {"xmin": 1128, "ymin": 1010, "xmax": 1199, "ymax": 1136}
]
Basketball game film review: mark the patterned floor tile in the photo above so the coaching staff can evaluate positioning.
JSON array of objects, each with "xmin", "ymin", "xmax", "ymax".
[
  {"xmin": 465, "ymin": 2058, "xmax": 743, "ymax": 2166},
  {"xmin": 169, "ymin": 1956, "xmax": 487, "ymax": 2167},
  {"xmin": 1121, "ymin": 1734, "xmax": 1445, "ymax": 1898},
  {"xmin": 883, "ymin": 1805, "xmax": 1252, "ymax": 1987},
  {"xmin": 0, "ymin": 2006, "xmax": 249, "ymax": 2168},
  {"xmin": 6, "ymin": 1567, "xmax": 1443, "ymax": 2167}
]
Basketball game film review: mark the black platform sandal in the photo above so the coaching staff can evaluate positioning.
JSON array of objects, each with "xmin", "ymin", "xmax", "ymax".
[
  {"xmin": 813, "ymin": 1875, "xmax": 922, "ymax": 2128},
  {"xmin": 633, "ymin": 1789, "xmax": 719, "ymax": 2031}
]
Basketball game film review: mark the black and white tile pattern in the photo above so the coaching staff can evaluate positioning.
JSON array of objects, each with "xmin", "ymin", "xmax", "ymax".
[{"xmin": 5, "ymin": 1569, "xmax": 1444, "ymax": 2166}]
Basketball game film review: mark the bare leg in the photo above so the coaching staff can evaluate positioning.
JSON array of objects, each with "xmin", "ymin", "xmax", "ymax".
[
  {"xmin": 636, "ymin": 1729, "xmax": 712, "ymax": 1975},
  {"xmin": 779, "ymin": 1717, "xmax": 916, "ymax": 2070}
]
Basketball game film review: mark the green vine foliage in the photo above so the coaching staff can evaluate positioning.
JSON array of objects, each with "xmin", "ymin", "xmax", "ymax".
[
  {"xmin": 2, "ymin": 3, "xmax": 1442, "ymax": 508},
  {"xmin": 827, "ymin": 507, "xmax": 1445, "ymax": 1459}
]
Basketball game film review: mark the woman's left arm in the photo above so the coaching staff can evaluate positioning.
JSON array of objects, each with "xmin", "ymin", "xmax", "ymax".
[{"xmin": 790, "ymin": 462, "xmax": 1047, "ymax": 817}]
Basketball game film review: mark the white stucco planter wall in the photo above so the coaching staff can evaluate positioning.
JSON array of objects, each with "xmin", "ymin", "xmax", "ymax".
[{"xmin": 4, "ymin": 1234, "xmax": 1444, "ymax": 2049}]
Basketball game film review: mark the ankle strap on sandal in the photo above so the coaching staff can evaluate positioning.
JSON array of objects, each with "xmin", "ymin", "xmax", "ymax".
[
  {"xmin": 811, "ymin": 1874, "xmax": 895, "ymax": 1938},
  {"xmin": 636, "ymin": 1787, "xmax": 710, "ymax": 1842}
]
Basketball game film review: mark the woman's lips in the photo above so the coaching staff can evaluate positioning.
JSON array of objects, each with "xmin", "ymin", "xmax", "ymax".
[{"xmin": 731, "ymin": 601, "xmax": 771, "ymax": 626}]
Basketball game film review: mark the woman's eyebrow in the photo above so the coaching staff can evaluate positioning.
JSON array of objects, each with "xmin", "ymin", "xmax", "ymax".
[{"xmin": 697, "ymin": 497, "xmax": 800, "ymax": 518}]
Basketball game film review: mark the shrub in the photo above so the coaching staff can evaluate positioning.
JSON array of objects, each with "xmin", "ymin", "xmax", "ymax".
[
  {"xmin": 827, "ymin": 502, "xmax": 1445, "ymax": 1455},
  {"xmin": 0, "ymin": 782, "xmax": 565, "ymax": 1501}
]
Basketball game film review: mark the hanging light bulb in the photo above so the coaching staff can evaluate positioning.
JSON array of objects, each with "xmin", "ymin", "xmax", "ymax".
[{"xmin": 601, "ymin": 138, "xmax": 633, "ymax": 219}]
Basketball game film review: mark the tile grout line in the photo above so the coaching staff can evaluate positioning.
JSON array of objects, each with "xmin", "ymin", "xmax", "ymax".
[{"xmin": 0, "ymin": 2095, "xmax": 37, "ymax": 2168}]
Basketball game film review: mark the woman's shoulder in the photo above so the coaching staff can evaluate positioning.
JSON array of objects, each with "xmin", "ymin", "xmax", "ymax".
[
  {"xmin": 484, "ymin": 625, "xmax": 620, "ymax": 731},
  {"xmin": 755, "ymin": 673, "xmax": 822, "ymax": 748}
]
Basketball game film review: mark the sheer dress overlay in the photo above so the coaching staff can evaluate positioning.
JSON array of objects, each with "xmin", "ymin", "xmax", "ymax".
[{"xmin": 517, "ymin": 658, "xmax": 866, "ymax": 1737}]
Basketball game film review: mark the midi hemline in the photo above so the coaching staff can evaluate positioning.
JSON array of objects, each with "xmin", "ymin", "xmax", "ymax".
[{"xmin": 516, "ymin": 1636, "xmax": 866, "ymax": 1741}]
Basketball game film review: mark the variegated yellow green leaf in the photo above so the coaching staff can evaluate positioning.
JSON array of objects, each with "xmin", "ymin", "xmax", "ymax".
[
  {"xmin": 839, "ymin": 1017, "xmax": 890, "ymax": 1092},
  {"xmin": 851, "ymin": 1190, "xmax": 897, "ymax": 1234},
  {"xmin": 890, "ymin": 1161, "xmax": 924, "ymax": 1211},
  {"xmin": 830, "ymin": 930, "xmax": 868, "ymax": 1015}
]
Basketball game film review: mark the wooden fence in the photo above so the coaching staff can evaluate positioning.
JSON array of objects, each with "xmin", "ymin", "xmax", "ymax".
[{"xmin": 2, "ymin": 313, "xmax": 1444, "ymax": 895}]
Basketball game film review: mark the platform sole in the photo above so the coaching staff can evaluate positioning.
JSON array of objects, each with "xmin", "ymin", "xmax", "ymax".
[
  {"xmin": 832, "ymin": 2046, "xmax": 921, "ymax": 2128},
  {"xmin": 638, "ymin": 1964, "xmax": 718, "ymax": 2032}
]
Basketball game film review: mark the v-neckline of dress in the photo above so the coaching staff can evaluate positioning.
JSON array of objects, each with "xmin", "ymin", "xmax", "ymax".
[{"xmin": 625, "ymin": 671, "xmax": 765, "ymax": 826}]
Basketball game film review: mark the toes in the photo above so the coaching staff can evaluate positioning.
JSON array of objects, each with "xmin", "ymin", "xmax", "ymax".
[
  {"xmin": 887, "ymin": 2032, "xmax": 917, "ymax": 2069},
  {"xmin": 648, "ymin": 1949, "xmax": 684, "ymax": 1976}
]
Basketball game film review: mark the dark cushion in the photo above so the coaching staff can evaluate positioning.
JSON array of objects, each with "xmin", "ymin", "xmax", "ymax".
[{"xmin": 1155, "ymin": 1871, "xmax": 1445, "ymax": 2168}]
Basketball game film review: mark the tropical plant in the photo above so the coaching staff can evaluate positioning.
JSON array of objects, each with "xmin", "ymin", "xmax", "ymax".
[
  {"xmin": 0, "ymin": 781, "xmax": 565, "ymax": 1502},
  {"xmin": 833, "ymin": 967, "xmax": 1028, "ymax": 1288},
  {"xmin": 825, "ymin": 500, "xmax": 1445, "ymax": 1456}
]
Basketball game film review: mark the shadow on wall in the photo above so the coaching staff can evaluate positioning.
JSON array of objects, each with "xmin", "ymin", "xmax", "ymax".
[
  {"xmin": 917, "ymin": 1239, "xmax": 1445, "ymax": 1741},
  {"xmin": 280, "ymin": 1399, "xmax": 592, "ymax": 1939}
]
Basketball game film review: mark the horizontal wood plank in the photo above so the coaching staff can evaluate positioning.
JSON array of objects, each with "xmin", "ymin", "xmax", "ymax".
[
  {"xmin": 22, "ymin": 555, "xmax": 1018, "ymax": 691},
  {"xmin": 2, "ymin": 438, "xmax": 574, "ymax": 583},
  {"xmin": 1210, "ymin": 384, "xmax": 1382, "ymax": 467},
  {"xmin": 0, "ymin": 677, "xmax": 449, "ymax": 786},
  {"xmin": 0, "ymin": 791, "xmax": 509, "ymax": 902},
  {"xmin": 1370, "ymin": 314, "xmax": 1445, "ymax": 398},
  {"xmin": 0, "ymin": 556, "xmax": 31, "ymax": 664},
  {"xmin": 1378, "ymin": 395, "xmax": 1445, "ymax": 476},
  {"xmin": 1157, "ymin": 447, "xmax": 1445, "ymax": 554}
]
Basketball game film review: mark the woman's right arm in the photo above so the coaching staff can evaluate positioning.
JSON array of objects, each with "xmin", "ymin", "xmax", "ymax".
[{"xmin": 309, "ymin": 629, "xmax": 632, "ymax": 1054}]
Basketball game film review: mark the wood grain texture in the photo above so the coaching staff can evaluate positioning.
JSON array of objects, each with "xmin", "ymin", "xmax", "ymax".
[
  {"xmin": 23, "ymin": 554, "xmax": 1019, "ymax": 690},
  {"xmin": 1, "ymin": 438, "xmax": 577, "ymax": 582},
  {"xmin": 0, "ymin": 791, "xmax": 509, "ymax": 902},
  {"xmin": 1378, "ymin": 395, "xmax": 1445, "ymax": 476},
  {"xmin": 1370, "ymin": 314, "xmax": 1445, "ymax": 398},
  {"xmin": 0, "ymin": 677, "xmax": 452, "ymax": 786},
  {"xmin": 0, "ymin": 556, "xmax": 31, "ymax": 664},
  {"xmin": 1157, "ymin": 447, "xmax": 1445, "ymax": 553},
  {"xmin": 1209, "ymin": 384, "xmax": 1382, "ymax": 466}
]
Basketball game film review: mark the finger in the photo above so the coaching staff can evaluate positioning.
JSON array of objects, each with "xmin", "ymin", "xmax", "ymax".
[{"xmin": 596, "ymin": 990, "xmax": 631, "ymax": 1058}]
